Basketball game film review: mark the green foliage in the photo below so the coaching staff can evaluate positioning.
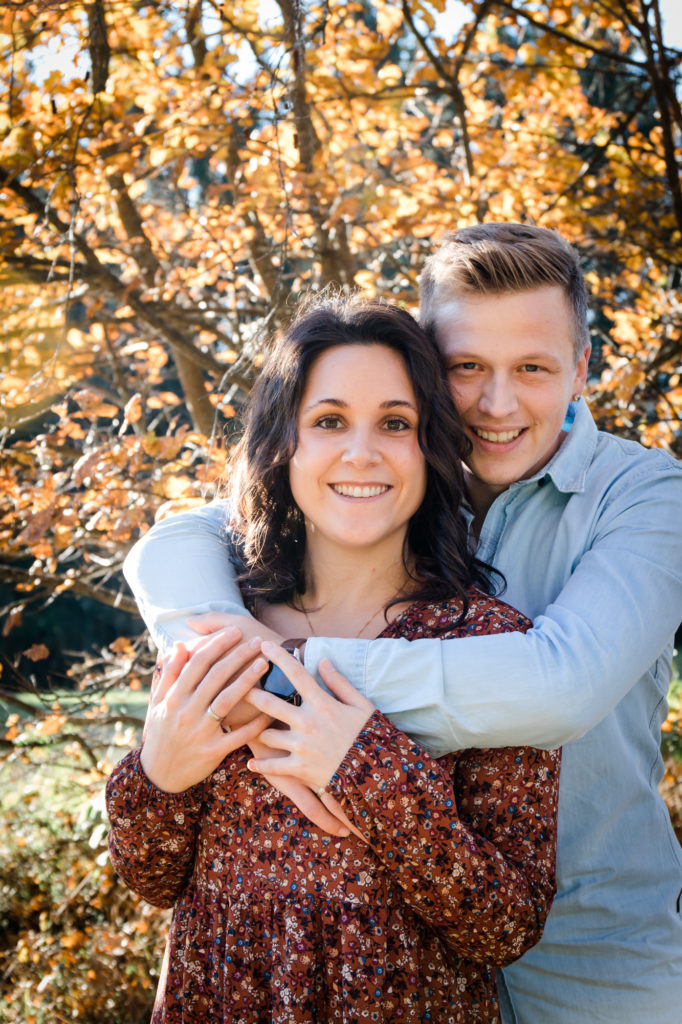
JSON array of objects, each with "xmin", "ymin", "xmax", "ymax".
[{"xmin": 0, "ymin": 745, "xmax": 167, "ymax": 1023}]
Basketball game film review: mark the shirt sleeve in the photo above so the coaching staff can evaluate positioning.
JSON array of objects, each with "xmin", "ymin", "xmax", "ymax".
[
  {"xmin": 329, "ymin": 711, "xmax": 560, "ymax": 966},
  {"xmin": 306, "ymin": 464, "xmax": 682, "ymax": 753},
  {"xmin": 106, "ymin": 748, "xmax": 206, "ymax": 909},
  {"xmin": 122, "ymin": 500, "xmax": 248, "ymax": 652}
]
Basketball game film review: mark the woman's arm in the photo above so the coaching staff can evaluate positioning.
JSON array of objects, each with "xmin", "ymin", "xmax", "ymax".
[
  {"xmin": 106, "ymin": 748, "xmax": 206, "ymax": 909},
  {"xmin": 329, "ymin": 711, "xmax": 560, "ymax": 965},
  {"xmin": 244, "ymin": 645, "xmax": 559, "ymax": 964},
  {"xmin": 106, "ymin": 635, "xmax": 272, "ymax": 907}
]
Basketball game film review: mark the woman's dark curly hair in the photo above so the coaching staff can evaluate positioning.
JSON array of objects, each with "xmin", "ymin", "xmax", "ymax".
[{"xmin": 228, "ymin": 293, "xmax": 498, "ymax": 619}]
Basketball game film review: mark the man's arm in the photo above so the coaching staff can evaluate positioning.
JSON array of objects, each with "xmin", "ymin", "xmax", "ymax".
[
  {"xmin": 124, "ymin": 468, "xmax": 682, "ymax": 755},
  {"xmin": 122, "ymin": 500, "xmax": 245, "ymax": 652},
  {"xmin": 305, "ymin": 464, "xmax": 682, "ymax": 754}
]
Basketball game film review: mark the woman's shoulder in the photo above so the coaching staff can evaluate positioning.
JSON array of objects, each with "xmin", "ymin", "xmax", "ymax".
[{"xmin": 382, "ymin": 587, "xmax": 532, "ymax": 641}]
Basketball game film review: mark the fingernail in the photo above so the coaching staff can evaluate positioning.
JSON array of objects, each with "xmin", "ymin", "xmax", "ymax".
[
  {"xmin": 261, "ymin": 640, "xmax": 276, "ymax": 653},
  {"xmin": 248, "ymin": 636, "xmax": 262, "ymax": 649},
  {"xmin": 251, "ymin": 657, "xmax": 267, "ymax": 673}
]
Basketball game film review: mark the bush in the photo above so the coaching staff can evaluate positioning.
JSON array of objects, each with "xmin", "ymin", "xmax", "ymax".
[{"xmin": 0, "ymin": 747, "xmax": 167, "ymax": 1024}]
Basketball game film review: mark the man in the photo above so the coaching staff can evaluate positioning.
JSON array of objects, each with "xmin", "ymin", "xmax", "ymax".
[{"xmin": 124, "ymin": 224, "xmax": 682, "ymax": 1022}]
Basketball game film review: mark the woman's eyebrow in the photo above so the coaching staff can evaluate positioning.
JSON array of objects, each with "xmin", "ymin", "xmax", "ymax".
[
  {"xmin": 381, "ymin": 399, "xmax": 417, "ymax": 411},
  {"xmin": 302, "ymin": 397, "xmax": 347, "ymax": 412},
  {"xmin": 303, "ymin": 398, "xmax": 417, "ymax": 412}
]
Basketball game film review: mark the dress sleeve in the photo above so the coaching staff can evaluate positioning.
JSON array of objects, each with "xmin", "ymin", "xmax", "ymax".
[
  {"xmin": 106, "ymin": 748, "xmax": 206, "ymax": 909},
  {"xmin": 328, "ymin": 711, "xmax": 560, "ymax": 966}
]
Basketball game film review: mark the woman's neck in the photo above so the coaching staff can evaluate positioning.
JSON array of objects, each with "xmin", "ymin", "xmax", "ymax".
[{"xmin": 259, "ymin": 531, "xmax": 415, "ymax": 639}]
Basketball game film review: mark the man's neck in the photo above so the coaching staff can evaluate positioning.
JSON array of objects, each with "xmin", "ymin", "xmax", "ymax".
[{"xmin": 465, "ymin": 472, "xmax": 505, "ymax": 541}]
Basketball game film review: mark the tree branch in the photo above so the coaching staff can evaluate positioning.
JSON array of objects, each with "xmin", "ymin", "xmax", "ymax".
[{"xmin": 0, "ymin": 562, "xmax": 139, "ymax": 616}]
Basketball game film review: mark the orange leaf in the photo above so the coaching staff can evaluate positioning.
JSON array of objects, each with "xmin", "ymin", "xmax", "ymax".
[
  {"xmin": 2, "ymin": 606, "xmax": 24, "ymax": 637},
  {"xmin": 23, "ymin": 643, "xmax": 50, "ymax": 662},
  {"xmin": 35, "ymin": 714, "xmax": 66, "ymax": 737}
]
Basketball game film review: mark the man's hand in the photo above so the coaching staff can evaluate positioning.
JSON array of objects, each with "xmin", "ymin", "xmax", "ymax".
[{"xmin": 186, "ymin": 611, "xmax": 284, "ymax": 647}]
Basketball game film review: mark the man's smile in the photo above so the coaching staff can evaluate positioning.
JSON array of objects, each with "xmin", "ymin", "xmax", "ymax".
[{"xmin": 471, "ymin": 427, "xmax": 526, "ymax": 444}]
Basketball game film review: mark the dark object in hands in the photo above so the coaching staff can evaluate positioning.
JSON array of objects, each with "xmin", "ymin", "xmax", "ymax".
[{"xmin": 261, "ymin": 639, "xmax": 306, "ymax": 706}]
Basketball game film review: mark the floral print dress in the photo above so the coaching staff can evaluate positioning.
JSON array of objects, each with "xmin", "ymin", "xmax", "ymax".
[{"xmin": 106, "ymin": 589, "xmax": 560, "ymax": 1023}]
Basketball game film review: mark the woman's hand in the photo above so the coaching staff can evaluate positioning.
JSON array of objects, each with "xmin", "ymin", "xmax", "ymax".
[
  {"xmin": 244, "ymin": 641, "xmax": 374, "ymax": 794},
  {"xmin": 140, "ymin": 631, "xmax": 271, "ymax": 793},
  {"xmin": 246, "ymin": 735, "xmax": 356, "ymax": 838},
  {"xmin": 184, "ymin": 613, "xmax": 285, "ymax": 731}
]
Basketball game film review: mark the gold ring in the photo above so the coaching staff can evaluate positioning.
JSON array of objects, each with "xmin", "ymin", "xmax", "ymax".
[
  {"xmin": 316, "ymin": 785, "xmax": 326, "ymax": 797},
  {"xmin": 207, "ymin": 703, "xmax": 223, "ymax": 723}
]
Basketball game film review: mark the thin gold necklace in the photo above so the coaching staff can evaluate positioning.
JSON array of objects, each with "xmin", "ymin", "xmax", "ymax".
[{"xmin": 300, "ymin": 581, "xmax": 409, "ymax": 639}]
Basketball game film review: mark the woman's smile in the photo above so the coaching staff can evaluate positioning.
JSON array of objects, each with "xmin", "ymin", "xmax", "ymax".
[{"xmin": 329, "ymin": 483, "xmax": 391, "ymax": 498}]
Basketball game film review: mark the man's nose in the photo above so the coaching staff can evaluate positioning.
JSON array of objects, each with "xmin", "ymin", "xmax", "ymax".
[{"xmin": 478, "ymin": 374, "xmax": 519, "ymax": 418}]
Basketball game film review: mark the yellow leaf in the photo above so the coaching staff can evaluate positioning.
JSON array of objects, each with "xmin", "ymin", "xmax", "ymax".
[
  {"xmin": 377, "ymin": 64, "xmax": 402, "ymax": 86},
  {"xmin": 123, "ymin": 393, "xmax": 143, "ymax": 424},
  {"xmin": 377, "ymin": 7, "xmax": 404, "ymax": 37},
  {"xmin": 162, "ymin": 475, "xmax": 194, "ymax": 499},
  {"xmin": 110, "ymin": 636, "xmax": 135, "ymax": 655}
]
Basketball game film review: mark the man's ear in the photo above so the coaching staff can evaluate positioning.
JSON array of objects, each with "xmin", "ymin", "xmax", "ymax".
[{"xmin": 573, "ymin": 343, "xmax": 591, "ymax": 395}]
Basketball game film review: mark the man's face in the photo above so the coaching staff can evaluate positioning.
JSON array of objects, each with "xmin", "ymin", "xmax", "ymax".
[{"xmin": 435, "ymin": 285, "xmax": 590, "ymax": 510}]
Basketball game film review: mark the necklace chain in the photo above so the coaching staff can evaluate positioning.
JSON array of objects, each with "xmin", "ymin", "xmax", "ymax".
[{"xmin": 300, "ymin": 581, "xmax": 409, "ymax": 639}]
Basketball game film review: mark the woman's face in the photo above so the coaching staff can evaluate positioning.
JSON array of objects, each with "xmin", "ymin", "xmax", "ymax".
[{"xmin": 289, "ymin": 343, "xmax": 428, "ymax": 556}]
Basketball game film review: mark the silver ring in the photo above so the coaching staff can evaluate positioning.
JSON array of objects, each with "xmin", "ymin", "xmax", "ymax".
[
  {"xmin": 316, "ymin": 785, "xmax": 326, "ymax": 798},
  {"xmin": 220, "ymin": 722, "xmax": 232, "ymax": 735},
  {"xmin": 207, "ymin": 703, "xmax": 223, "ymax": 723}
]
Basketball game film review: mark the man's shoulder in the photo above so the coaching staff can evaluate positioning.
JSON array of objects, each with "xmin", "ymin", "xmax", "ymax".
[{"xmin": 586, "ymin": 425, "xmax": 682, "ymax": 495}]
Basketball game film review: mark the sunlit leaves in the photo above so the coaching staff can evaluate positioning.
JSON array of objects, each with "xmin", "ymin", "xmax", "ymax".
[{"xmin": 0, "ymin": 0, "xmax": 679, "ymax": 694}]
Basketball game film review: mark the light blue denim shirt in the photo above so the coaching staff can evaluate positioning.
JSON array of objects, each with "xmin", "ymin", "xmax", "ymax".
[{"xmin": 124, "ymin": 400, "xmax": 682, "ymax": 1023}]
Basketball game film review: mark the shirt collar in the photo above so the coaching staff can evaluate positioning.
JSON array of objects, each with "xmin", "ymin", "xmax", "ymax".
[{"xmin": 520, "ymin": 398, "xmax": 598, "ymax": 494}]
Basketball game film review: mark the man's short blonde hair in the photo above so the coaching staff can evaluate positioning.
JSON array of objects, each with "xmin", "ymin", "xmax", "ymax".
[{"xmin": 420, "ymin": 223, "xmax": 590, "ymax": 359}]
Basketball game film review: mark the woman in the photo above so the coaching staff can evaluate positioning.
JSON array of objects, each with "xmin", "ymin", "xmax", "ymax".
[{"xmin": 106, "ymin": 296, "xmax": 560, "ymax": 1023}]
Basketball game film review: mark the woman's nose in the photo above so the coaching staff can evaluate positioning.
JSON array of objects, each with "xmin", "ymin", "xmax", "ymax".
[{"xmin": 340, "ymin": 427, "xmax": 381, "ymax": 467}]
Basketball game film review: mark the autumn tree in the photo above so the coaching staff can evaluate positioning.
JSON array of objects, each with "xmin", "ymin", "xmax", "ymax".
[
  {"xmin": 0, "ymin": 0, "xmax": 680, "ymax": 743},
  {"xmin": 1, "ymin": 2, "xmax": 680, "ymax": 1017}
]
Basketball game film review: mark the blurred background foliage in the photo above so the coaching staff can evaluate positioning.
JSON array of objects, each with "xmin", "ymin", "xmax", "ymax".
[{"xmin": 1, "ymin": 0, "xmax": 680, "ymax": 1020}]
